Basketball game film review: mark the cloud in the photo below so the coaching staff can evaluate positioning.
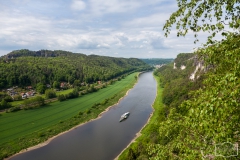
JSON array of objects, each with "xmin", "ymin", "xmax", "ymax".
[
  {"xmin": 71, "ymin": 0, "xmax": 86, "ymax": 11},
  {"xmin": 89, "ymin": 0, "xmax": 141, "ymax": 15},
  {"xmin": 150, "ymin": 37, "xmax": 168, "ymax": 49},
  {"xmin": 0, "ymin": 0, "xmax": 209, "ymax": 58},
  {"xmin": 123, "ymin": 13, "xmax": 171, "ymax": 29}
]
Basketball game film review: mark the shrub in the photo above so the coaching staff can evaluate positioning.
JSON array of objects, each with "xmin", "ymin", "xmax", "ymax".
[
  {"xmin": 58, "ymin": 94, "xmax": 66, "ymax": 102},
  {"xmin": 13, "ymin": 95, "xmax": 22, "ymax": 101},
  {"xmin": 85, "ymin": 109, "xmax": 91, "ymax": 114},
  {"xmin": 7, "ymin": 106, "xmax": 21, "ymax": 113},
  {"xmin": 38, "ymin": 132, "xmax": 45, "ymax": 137},
  {"xmin": 23, "ymin": 96, "xmax": 45, "ymax": 109},
  {"xmin": 67, "ymin": 89, "xmax": 79, "ymax": 99},
  {"xmin": 45, "ymin": 89, "xmax": 57, "ymax": 99},
  {"xmin": 4, "ymin": 95, "xmax": 13, "ymax": 102}
]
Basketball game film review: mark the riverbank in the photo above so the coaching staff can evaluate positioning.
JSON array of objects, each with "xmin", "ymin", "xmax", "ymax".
[
  {"xmin": 117, "ymin": 74, "xmax": 165, "ymax": 160},
  {"xmin": 4, "ymin": 72, "xmax": 141, "ymax": 160}
]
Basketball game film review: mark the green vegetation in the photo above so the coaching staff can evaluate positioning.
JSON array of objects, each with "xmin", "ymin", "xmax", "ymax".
[
  {"xmin": 21, "ymin": 96, "xmax": 45, "ymax": 110},
  {"xmin": 141, "ymin": 58, "xmax": 173, "ymax": 66},
  {"xmin": 0, "ymin": 49, "xmax": 152, "ymax": 89},
  {"xmin": 0, "ymin": 73, "xmax": 138, "ymax": 159},
  {"xmin": 145, "ymin": 37, "xmax": 240, "ymax": 160},
  {"xmin": 120, "ymin": 44, "xmax": 240, "ymax": 159},
  {"xmin": 56, "ymin": 89, "xmax": 73, "ymax": 95},
  {"xmin": 44, "ymin": 89, "xmax": 56, "ymax": 99},
  {"xmin": 119, "ymin": 1, "xmax": 240, "ymax": 159},
  {"xmin": 163, "ymin": 0, "xmax": 240, "ymax": 44}
]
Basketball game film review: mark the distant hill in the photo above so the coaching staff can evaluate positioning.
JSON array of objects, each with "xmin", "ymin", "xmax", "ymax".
[
  {"xmin": 0, "ymin": 49, "xmax": 152, "ymax": 89},
  {"xmin": 140, "ymin": 58, "xmax": 174, "ymax": 66}
]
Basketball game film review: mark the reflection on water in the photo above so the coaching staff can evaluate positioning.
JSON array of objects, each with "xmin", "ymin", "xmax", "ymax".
[{"xmin": 11, "ymin": 72, "xmax": 157, "ymax": 160}]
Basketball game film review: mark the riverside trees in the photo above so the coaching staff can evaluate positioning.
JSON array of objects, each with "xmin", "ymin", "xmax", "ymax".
[
  {"xmin": 120, "ymin": 1, "xmax": 240, "ymax": 159},
  {"xmin": 148, "ymin": 0, "xmax": 240, "ymax": 159}
]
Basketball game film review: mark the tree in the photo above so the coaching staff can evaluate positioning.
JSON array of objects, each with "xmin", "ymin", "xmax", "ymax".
[
  {"xmin": 57, "ymin": 94, "xmax": 66, "ymax": 102},
  {"xmin": 73, "ymin": 80, "xmax": 81, "ymax": 87},
  {"xmin": 53, "ymin": 81, "xmax": 60, "ymax": 89},
  {"xmin": 45, "ymin": 89, "xmax": 57, "ymax": 99},
  {"xmin": 0, "ymin": 99, "xmax": 12, "ymax": 109},
  {"xmin": 36, "ymin": 83, "xmax": 46, "ymax": 94},
  {"xmin": 163, "ymin": 0, "xmax": 240, "ymax": 43},
  {"xmin": 4, "ymin": 95, "xmax": 13, "ymax": 102},
  {"xmin": 23, "ymin": 96, "xmax": 45, "ymax": 109}
]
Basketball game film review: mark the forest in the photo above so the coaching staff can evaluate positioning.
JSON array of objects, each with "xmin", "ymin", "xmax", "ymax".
[
  {"xmin": 119, "ymin": 0, "xmax": 240, "ymax": 159},
  {"xmin": 140, "ymin": 58, "xmax": 173, "ymax": 66},
  {"xmin": 121, "ymin": 36, "xmax": 240, "ymax": 159},
  {"xmin": 0, "ymin": 49, "xmax": 152, "ymax": 89}
]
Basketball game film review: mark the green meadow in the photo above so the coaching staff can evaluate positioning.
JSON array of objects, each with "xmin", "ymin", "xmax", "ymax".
[{"xmin": 0, "ymin": 73, "xmax": 137, "ymax": 158}]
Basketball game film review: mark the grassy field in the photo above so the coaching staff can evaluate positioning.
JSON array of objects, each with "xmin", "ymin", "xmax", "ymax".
[
  {"xmin": 56, "ymin": 88, "xmax": 74, "ymax": 95},
  {"xmin": 0, "ymin": 73, "xmax": 138, "ymax": 159}
]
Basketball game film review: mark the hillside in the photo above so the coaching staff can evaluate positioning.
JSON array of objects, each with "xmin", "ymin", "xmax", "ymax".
[
  {"xmin": 0, "ymin": 49, "xmax": 152, "ymax": 89},
  {"xmin": 141, "ymin": 58, "xmax": 173, "ymax": 66},
  {"xmin": 120, "ymin": 34, "xmax": 240, "ymax": 159}
]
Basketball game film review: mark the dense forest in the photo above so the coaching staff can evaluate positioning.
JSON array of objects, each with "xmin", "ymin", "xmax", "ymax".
[
  {"xmin": 141, "ymin": 58, "xmax": 173, "ymax": 66},
  {"xmin": 120, "ymin": 37, "xmax": 240, "ymax": 160},
  {"xmin": 120, "ymin": 0, "xmax": 240, "ymax": 159},
  {"xmin": 0, "ymin": 49, "xmax": 152, "ymax": 89}
]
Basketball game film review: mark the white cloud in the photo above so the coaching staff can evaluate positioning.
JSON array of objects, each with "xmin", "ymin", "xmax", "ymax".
[
  {"xmin": 123, "ymin": 13, "xmax": 170, "ymax": 29},
  {"xmin": 0, "ymin": 0, "xmax": 212, "ymax": 58},
  {"xmin": 71, "ymin": 0, "xmax": 86, "ymax": 11},
  {"xmin": 89, "ymin": 0, "xmax": 140, "ymax": 15}
]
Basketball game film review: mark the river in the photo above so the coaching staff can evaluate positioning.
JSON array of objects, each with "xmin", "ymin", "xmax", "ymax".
[{"xmin": 10, "ymin": 71, "xmax": 157, "ymax": 160}]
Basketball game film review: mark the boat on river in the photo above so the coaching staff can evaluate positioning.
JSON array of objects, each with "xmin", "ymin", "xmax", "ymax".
[{"xmin": 119, "ymin": 112, "xmax": 130, "ymax": 122}]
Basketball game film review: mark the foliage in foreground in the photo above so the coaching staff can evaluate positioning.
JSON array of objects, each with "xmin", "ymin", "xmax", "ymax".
[
  {"xmin": 149, "ymin": 35, "xmax": 240, "ymax": 159},
  {"xmin": 120, "ymin": 34, "xmax": 240, "ymax": 159}
]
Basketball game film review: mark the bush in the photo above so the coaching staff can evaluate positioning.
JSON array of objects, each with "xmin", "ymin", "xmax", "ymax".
[
  {"xmin": 0, "ymin": 99, "xmax": 12, "ymax": 109},
  {"xmin": 7, "ymin": 106, "xmax": 21, "ymax": 113},
  {"xmin": 45, "ymin": 89, "xmax": 57, "ymax": 99},
  {"xmin": 38, "ymin": 132, "xmax": 45, "ymax": 137},
  {"xmin": 85, "ymin": 109, "xmax": 91, "ymax": 114},
  {"xmin": 66, "ymin": 89, "xmax": 79, "ymax": 99},
  {"xmin": 58, "ymin": 94, "xmax": 66, "ymax": 102},
  {"xmin": 92, "ymin": 102, "xmax": 100, "ymax": 108},
  {"xmin": 13, "ymin": 95, "xmax": 22, "ymax": 101},
  {"xmin": 23, "ymin": 96, "xmax": 45, "ymax": 109},
  {"xmin": 4, "ymin": 95, "xmax": 13, "ymax": 102},
  {"xmin": 101, "ymin": 98, "xmax": 109, "ymax": 105}
]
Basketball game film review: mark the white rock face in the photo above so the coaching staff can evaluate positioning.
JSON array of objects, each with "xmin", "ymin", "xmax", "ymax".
[
  {"xmin": 173, "ymin": 62, "xmax": 177, "ymax": 69},
  {"xmin": 180, "ymin": 65, "xmax": 186, "ymax": 70},
  {"xmin": 189, "ymin": 62, "xmax": 204, "ymax": 80},
  {"xmin": 155, "ymin": 64, "xmax": 165, "ymax": 68}
]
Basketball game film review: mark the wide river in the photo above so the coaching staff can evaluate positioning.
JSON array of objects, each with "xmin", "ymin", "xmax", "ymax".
[{"xmin": 10, "ymin": 71, "xmax": 157, "ymax": 160}]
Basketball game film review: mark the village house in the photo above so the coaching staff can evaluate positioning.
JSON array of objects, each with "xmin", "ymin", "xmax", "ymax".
[
  {"xmin": 60, "ymin": 82, "xmax": 67, "ymax": 88},
  {"xmin": 21, "ymin": 93, "xmax": 27, "ymax": 99},
  {"xmin": 26, "ymin": 86, "xmax": 33, "ymax": 90}
]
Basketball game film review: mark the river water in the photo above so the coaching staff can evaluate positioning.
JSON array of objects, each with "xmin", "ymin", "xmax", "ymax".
[{"xmin": 10, "ymin": 72, "xmax": 157, "ymax": 160}]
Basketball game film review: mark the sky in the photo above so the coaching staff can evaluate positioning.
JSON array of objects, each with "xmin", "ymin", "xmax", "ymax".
[{"xmin": 0, "ymin": 0, "xmax": 210, "ymax": 58}]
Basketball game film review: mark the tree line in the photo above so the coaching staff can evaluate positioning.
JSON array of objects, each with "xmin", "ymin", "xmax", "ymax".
[{"xmin": 0, "ymin": 49, "xmax": 152, "ymax": 89}]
